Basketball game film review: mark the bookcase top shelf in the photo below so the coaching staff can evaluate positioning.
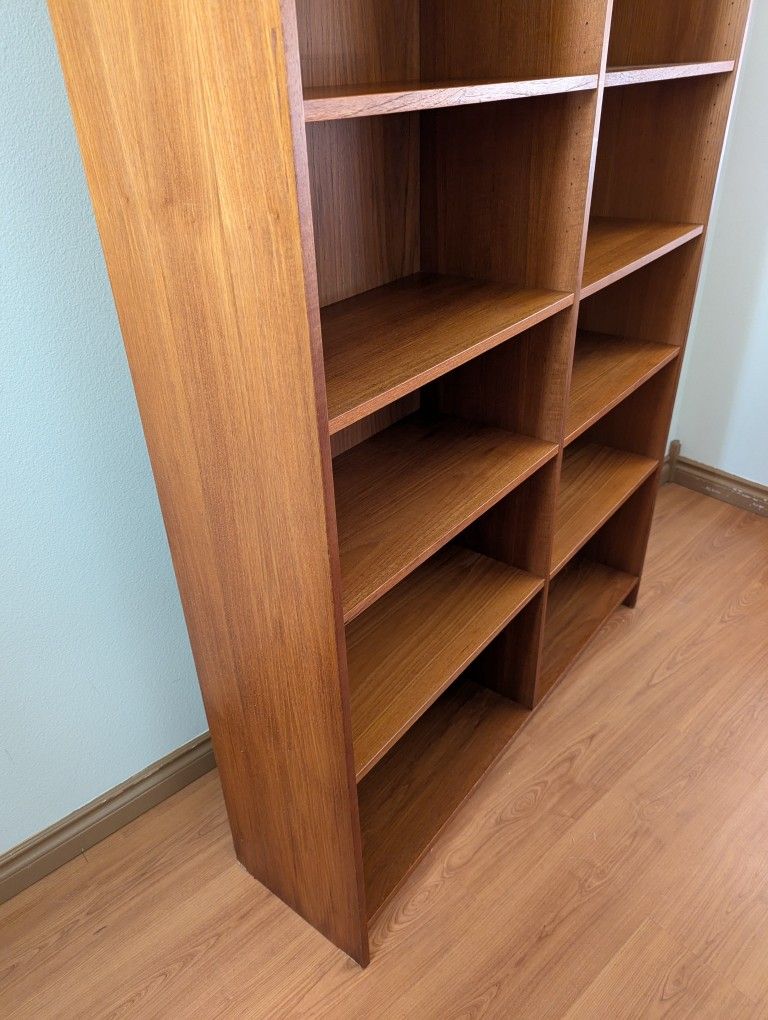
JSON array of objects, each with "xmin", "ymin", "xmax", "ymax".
[
  {"xmin": 304, "ymin": 74, "xmax": 599, "ymax": 121},
  {"xmin": 605, "ymin": 60, "xmax": 735, "ymax": 87},
  {"xmin": 323, "ymin": 274, "xmax": 573, "ymax": 435}
]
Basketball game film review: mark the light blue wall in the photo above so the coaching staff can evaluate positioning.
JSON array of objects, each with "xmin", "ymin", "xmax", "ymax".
[
  {"xmin": 0, "ymin": 1, "xmax": 206, "ymax": 853},
  {"xmin": 671, "ymin": 2, "xmax": 768, "ymax": 486}
]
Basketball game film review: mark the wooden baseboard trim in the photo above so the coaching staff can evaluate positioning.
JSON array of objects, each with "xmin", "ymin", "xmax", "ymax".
[
  {"xmin": 0, "ymin": 733, "xmax": 215, "ymax": 905},
  {"xmin": 664, "ymin": 443, "xmax": 768, "ymax": 517}
]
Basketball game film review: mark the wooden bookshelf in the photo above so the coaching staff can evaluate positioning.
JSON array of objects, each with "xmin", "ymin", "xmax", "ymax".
[
  {"xmin": 552, "ymin": 443, "xmax": 658, "ymax": 576},
  {"xmin": 50, "ymin": 0, "xmax": 753, "ymax": 965},
  {"xmin": 304, "ymin": 74, "xmax": 598, "ymax": 122},
  {"xmin": 347, "ymin": 545, "xmax": 542, "ymax": 780},
  {"xmin": 605, "ymin": 61, "xmax": 734, "ymax": 88},
  {"xmin": 541, "ymin": 559, "xmax": 637, "ymax": 698},
  {"xmin": 324, "ymin": 274, "xmax": 572, "ymax": 434},
  {"xmin": 358, "ymin": 679, "xmax": 530, "ymax": 919},
  {"xmin": 334, "ymin": 414, "xmax": 556, "ymax": 621},
  {"xmin": 582, "ymin": 218, "xmax": 704, "ymax": 298},
  {"xmin": 565, "ymin": 332, "xmax": 680, "ymax": 445}
]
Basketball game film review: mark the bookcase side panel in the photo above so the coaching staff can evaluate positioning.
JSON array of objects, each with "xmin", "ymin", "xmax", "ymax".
[{"xmin": 48, "ymin": 0, "xmax": 368, "ymax": 964}]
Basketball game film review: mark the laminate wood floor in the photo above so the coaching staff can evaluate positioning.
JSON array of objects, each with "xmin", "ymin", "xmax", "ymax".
[{"xmin": 3, "ymin": 484, "xmax": 768, "ymax": 1018}]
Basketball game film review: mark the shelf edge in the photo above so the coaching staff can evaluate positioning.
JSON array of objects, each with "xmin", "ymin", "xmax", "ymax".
[{"xmin": 305, "ymin": 74, "xmax": 599, "ymax": 122}]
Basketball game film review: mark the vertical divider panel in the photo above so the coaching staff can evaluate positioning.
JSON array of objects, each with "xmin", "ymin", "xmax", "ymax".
[
  {"xmin": 431, "ymin": 1, "xmax": 615, "ymax": 708},
  {"xmin": 48, "ymin": 0, "xmax": 369, "ymax": 964}
]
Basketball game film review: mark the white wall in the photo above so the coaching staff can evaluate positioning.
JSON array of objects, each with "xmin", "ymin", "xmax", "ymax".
[
  {"xmin": 0, "ymin": 1, "xmax": 206, "ymax": 854},
  {"xmin": 671, "ymin": 1, "xmax": 768, "ymax": 487}
]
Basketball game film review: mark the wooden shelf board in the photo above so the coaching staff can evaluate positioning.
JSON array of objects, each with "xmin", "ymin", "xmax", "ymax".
[
  {"xmin": 582, "ymin": 218, "xmax": 703, "ymax": 299},
  {"xmin": 565, "ymin": 332, "xmax": 680, "ymax": 446},
  {"xmin": 358, "ymin": 678, "xmax": 529, "ymax": 920},
  {"xmin": 552, "ymin": 443, "xmax": 658, "ymax": 577},
  {"xmin": 324, "ymin": 274, "xmax": 573, "ymax": 435},
  {"xmin": 605, "ymin": 61, "xmax": 735, "ymax": 88},
  {"xmin": 304, "ymin": 74, "xmax": 598, "ymax": 122},
  {"xmin": 335, "ymin": 414, "xmax": 557, "ymax": 622},
  {"xmin": 540, "ymin": 559, "xmax": 637, "ymax": 699},
  {"xmin": 348, "ymin": 545, "xmax": 543, "ymax": 781}
]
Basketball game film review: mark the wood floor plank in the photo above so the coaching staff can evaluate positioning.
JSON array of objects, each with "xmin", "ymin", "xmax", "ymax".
[
  {"xmin": 3, "ymin": 486, "xmax": 768, "ymax": 1018},
  {"xmin": 564, "ymin": 919, "xmax": 757, "ymax": 1019}
]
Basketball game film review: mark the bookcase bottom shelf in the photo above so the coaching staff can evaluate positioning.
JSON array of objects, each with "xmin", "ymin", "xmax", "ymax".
[
  {"xmin": 540, "ymin": 559, "xmax": 638, "ymax": 700},
  {"xmin": 358, "ymin": 678, "xmax": 530, "ymax": 920}
]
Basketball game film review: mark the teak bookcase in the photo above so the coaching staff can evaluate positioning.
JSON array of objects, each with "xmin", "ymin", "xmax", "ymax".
[{"xmin": 49, "ymin": 0, "xmax": 752, "ymax": 965}]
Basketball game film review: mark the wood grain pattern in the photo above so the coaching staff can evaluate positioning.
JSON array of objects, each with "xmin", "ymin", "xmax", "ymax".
[
  {"xmin": 421, "ymin": 0, "xmax": 610, "ymax": 80},
  {"xmin": 422, "ymin": 92, "xmax": 600, "ymax": 293},
  {"xmin": 358, "ymin": 679, "xmax": 530, "ymax": 919},
  {"xmin": 304, "ymin": 74, "xmax": 598, "ymax": 121},
  {"xmin": 334, "ymin": 414, "xmax": 557, "ymax": 621},
  {"xmin": 540, "ymin": 558, "xmax": 637, "ymax": 698},
  {"xmin": 605, "ymin": 60, "xmax": 735, "ymax": 87},
  {"xmin": 582, "ymin": 218, "xmax": 704, "ymax": 298},
  {"xmin": 323, "ymin": 273, "xmax": 572, "ymax": 433},
  {"xmin": 295, "ymin": 0, "xmax": 419, "ymax": 89},
  {"xmin": 565, "ymin": 331, "xmax": 680, "ymax": 445},
  {"xmin": 46, "ymin": 0, "xmax": 754, "ymax": 970},
  {"xmin": 4, "ymin": 486, "xmax": 768, "ymax": 1017},
  {"xmin": 552, "ymin": 443, "xmax": 658, "ymax": 576},
  {"xmin": 307, "ymin": 115, "xmax": 420, "ymax": 307},
  {"xmin": 47, "ymin": 0, "xmax": 368, "ymax": 963},
  {"xmin": 347, "ymin": 546, "xmax": 542, "ymax": 780},
  {"xmin": 608, "ymin": 0, "xmax": 752, "ymax": 65}
]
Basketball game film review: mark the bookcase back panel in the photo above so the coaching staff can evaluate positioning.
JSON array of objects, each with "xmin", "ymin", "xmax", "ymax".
[
  {"xmin": 608, "ymin": 0, "xmax": 752, "ymax": 65},
  {"xmin": 421, "ymin": 93, "xmax": 599, "ymax": 291},
  {"xmin": 421, "ymin": 0, "xmax": 610, "ymax": 79},
  {"xmin": 308, "ymin": 116, "xmax": 420, "ymax": 306},
  {"xmin": 592, "ymin": 77, "xmax": 739, "ymax": 224},
  {"xmin": 578, "ymin": 241, "xmax": 704, "ymax": 347},
  {"xmin": 296, "ymin": 0, "xmax": 420, "ymax": 88},
  {"xmin": 296, "ymin": 0, "xmax": 610, "ymax": 87}
]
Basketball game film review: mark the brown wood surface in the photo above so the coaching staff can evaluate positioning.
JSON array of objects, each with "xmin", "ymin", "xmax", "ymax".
[
  {"xmin": 334, "ymin": 414, "xmax": 557, "ymax": 621},
  {"xmin": 358, "ymin": 679, "xmax": 530, "ymax": 919},
  {"xmin": 45, "ymin": 0, "xmax": 754, "ymax": 969},
  {"xmin": 295, "ymin": 0, "xmax": 419, "ymax": 89},
  {"xmin": 47, "ymin": 0, "xmax": 369, "ymax": 963},
  {"xmin": 421, "ymin": 0, "xmax": 610, "ymax": 80},
  {"xmin": 540, "ymin": 558, "xmax": 637, "ymax": 698},
  {"xmin": 422, "ymin": 93, "xmax": 600, "ymax": 294},
  {"xmin": 605, "ymin": 60, "xmax": 735, "ymax": 87},
  {"xmin": 304, "ymin": 74, "xmax": 598, "ymax": 121},
  {"xmin": 608, "ymin": 0, "xmax": 752, "ymax": 65},
  {"xmin": 347, "ymin": 546, "xmax": 542, "ymax": 781},
  {"xmin": 582, "ymin": 218, "xmax": 704, "ymax": 298},
  {"xmin": 565, "ymin": 331, "xmax": 680, "ymax": 445},
  {"xmin": 323, "ymin": 274, "xmax": 572, "ymax": 433},
  {"xmin": 307, "ymin": 115, "xmax": 420, "ymax": 307},
  {"xmin": 5, "ymin": 487, "xmax": 768, "ymax": 1016},
  {"xmin": 552, "ymin": 443, "xmax": 658, "ymax": 576}
]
